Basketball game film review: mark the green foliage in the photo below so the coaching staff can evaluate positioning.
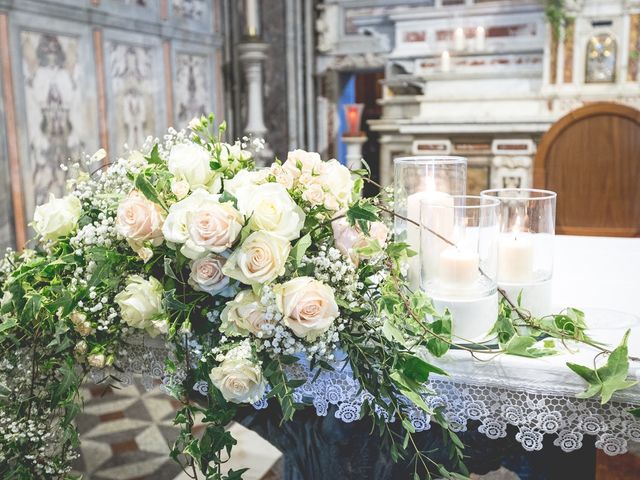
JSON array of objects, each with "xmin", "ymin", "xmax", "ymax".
[{"xmin": 567, "ymin": 331, "xmax": 638, "ymax": 404}]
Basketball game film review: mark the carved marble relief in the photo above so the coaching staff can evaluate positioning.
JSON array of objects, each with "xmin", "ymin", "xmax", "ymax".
[
  {"xmin": 173, "ymin": 0, "xmax": 206, "ymax": 21},
  {"xmin": 20, "ymin": 30, "xmax": 88, "ymax": 208},
  {"xmin": 174, "ymin": 53, "xmax": 210, "ymax": 124},
  {"xmin": 107, "ymin": 42, "xmax": 156, "ymax": 151}
]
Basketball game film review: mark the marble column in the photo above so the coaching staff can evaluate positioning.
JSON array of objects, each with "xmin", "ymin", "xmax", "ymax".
[
  {"xmin": 239, "ymin": 42, "xmax": 272, "ymax": 163},
  {"xmin": 343, "ymin": 135, "xmax": 366, "ymax": 170}
]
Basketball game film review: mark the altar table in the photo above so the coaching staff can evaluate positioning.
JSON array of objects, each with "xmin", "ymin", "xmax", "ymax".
[{"xmin": 94, "ymin": 235, "xmax": 640, "ymax": 478}]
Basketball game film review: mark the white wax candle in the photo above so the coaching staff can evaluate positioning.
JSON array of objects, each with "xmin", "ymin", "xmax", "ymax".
[
  {"xmin": 246, "ymin": 0, "xmax": 259, "ymax": 35},
  {"xmin": 498, "ymin": 233, "xmax": 534, "ymax": 283},
  {"xmin": 454, "ymin": 27, "xmax": 465, "ymax": 51},
  {"xmin": 406, "ymin": 188, "xmax": 453, "ymax": 289},
  {"xmin": 438, "ymin": 246, "xmax": 480, "ymax": 289},
  {"xmin": 475, "ymin": 26, "xmax": 485, "ymax": 51},
  {"xmin": 441, "ymin": 50, "xmax": 451, "ymax": 72}
]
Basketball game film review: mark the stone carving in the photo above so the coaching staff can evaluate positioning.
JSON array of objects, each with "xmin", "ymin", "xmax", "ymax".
[
  {"xmin": 108, "ymin": 42, "xmax": 156, "ymax": 151},
  {"xmin": 174, "ymin": 53, "xmax": 210, "ymax": 124},
  {"xmin": 173, "ymin": 0, "xmax": 206, "ymax": 21},
  {"xmin": 329, "ymin": 53, "xmax": 386, "ymax": 71},
  {"xmin": 491, "ymin": 156, "xmax": 532, "ymax": 190},
  {"xmin": 20, "ymin": 31, "xmax": 88, "ymax": 208}
]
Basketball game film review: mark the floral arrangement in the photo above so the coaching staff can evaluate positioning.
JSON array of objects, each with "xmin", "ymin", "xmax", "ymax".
[{"xmin": 0, "ymin": 116, "xmax": 636, "ymax": 479}]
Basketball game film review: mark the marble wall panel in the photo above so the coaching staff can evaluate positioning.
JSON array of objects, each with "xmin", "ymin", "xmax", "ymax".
[
  {"xmin": 104, "ymin": 32, "xmax": 165, "ymax": 153},
  {"xmin": 10, "ymin": 15, "xmax": 98, "ymax": 223},
  {"xmin": 174, "ymin": 52, "xmax": 212, "ymax": 124}
]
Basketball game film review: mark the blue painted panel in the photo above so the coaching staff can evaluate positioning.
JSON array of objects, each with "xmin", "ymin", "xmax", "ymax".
[{"xmin": 337, "ymin": 73, "xmax": 355, "ymax": 165}]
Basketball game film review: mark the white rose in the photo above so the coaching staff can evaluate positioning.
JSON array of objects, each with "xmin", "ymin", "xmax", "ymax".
[
  {"xmin": 221, "ymin": 290, "xmax": 273, "ymax": 337},
  {"xmin": 331, "ymin": 217, "xmax": 389, "ymax": 266},
  {"xmin": 116, "ymin": 190, "xmax": 164, "ymax": 242},
  {"xmin": 33, "ymin": 194, "xmax": 82, "ymax": 241},
  {"xmin": 223, "ymin": 169, "xmax": 268, "ymax": 197},
  {"xmin": 209, "ymin": 356, "xmax": 266, "ymax": 404},
  {"xmin": 114, "ymin": 275, "xmax": 166, "ymax": 337},
  {"xmin": 219, "ymin": 142, "xmax": 253, "ymax": 163},
  {"xmin": 223, "ymin": 231, "xmax": 290, "ymax": 286},
  {"xmin": 275, "ymin": 276, "xmax": 339, "ymax": 340},
  {"xmin": 188, "ymin": 254, "xmax": 230, "ymax": 296},
  {"xmin": 171, "ymin": 179, "xmax": 190, "ymax": 199},
  {"xmin": 74, "ymin": 340, "xmax": 88, "ymax": 356},
  {"xmin": 283, "ymin": 149, "xmax": 322, "ymax": 179},
  {"xmin": 270, "ymin": 164, "xmax": 294, "ymax": 189},
  {"xmin": 320, "ymin": 160, "xmax": 353, "ymax": 210},
  {"xmin": 301, "ymin": 183, "xmax": 325, "ymax": 206},
  {"xmin": 168, "ymin": 142, "xmax": 220, "ymax": 192},
  {"xmin": 87, "ymin": 354, "xmax": 105, "ymax": 369},
  {"xmin": 162, "ymin": 189, "xmax": 244, "ymax": 259},
  {"xmin": 236, "ymin": 183, "xmax": 305, "ymax": 240}
]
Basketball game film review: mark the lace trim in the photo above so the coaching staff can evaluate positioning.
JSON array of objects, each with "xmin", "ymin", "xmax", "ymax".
[{"xmin": 92, "ymin": 337, "xmax": 640, "ymax": 456}]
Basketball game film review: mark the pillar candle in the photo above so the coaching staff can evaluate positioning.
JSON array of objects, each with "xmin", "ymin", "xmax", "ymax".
[
  {"xmin": 454, "ymin": 27, "xmax": 465, "ymax": 51},
  {"xmin": 438, "ymin": 246, "xmax": 480, "ymax": 289},
  {"xmin": 406, "ymin": 187, "xmax": 454, "ymax": 289},
  {"xmin": 475, "ymin": 26, "xmax": 485, "ymax": 51},
  {"xmin": 498, "ymin": 233, "xmax": 534, "ymax": 283},
  {"xmin": 441, "ymin": 50, "xmax": 451, "ymax": 72},
  {"xmin": 246, "ymin": 0, "xmax": 259, "ymax": 36}
]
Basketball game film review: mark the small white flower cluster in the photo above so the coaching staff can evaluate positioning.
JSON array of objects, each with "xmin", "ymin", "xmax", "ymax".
[
  {"xmin": 160, "ymin": 127, "xmax": 189, "ymax": 157},
  {"xmin": 301, "ymin": 245, "xmax": 361, "ymax": 305},
  {"xmin": 70, "ymin": 213, "xmax": 117, "ymax": 253}
]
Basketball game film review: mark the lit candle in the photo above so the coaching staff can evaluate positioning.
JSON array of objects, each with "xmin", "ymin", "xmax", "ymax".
[
  {"xmin": 498, "ymin": 232, "xmax": 534, "ymax": 283},
  {"xmin": 454, "ymin": 27, "xmax": 465, "ymax": 51},
  {"xmin": 406, "ymin": 180, "xmax": 454, "ymax": 288},
  {"xmin": 441, "ymin": 50, "xmax": 451, "ymax": 72},
  {"xmin": 246, "ymin": 0, "xmax": 259, "ymax": 36},
  {"xmin": 475, "ymin": 26, "xmax": 485, "ymax": 51},
  {"xmin": 438, "ymin": 246, "xmax": 480, "ymax": 289}
]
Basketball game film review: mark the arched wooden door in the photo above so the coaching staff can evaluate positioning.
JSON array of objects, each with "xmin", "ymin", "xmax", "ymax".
[{"xmin": 534, "ymin": 102, "xmax": 640, "ymax": 237}]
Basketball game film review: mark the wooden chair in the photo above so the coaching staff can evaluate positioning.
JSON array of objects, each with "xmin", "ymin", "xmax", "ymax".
[{"xmin": 534, "ymin": 102, "xmax": 640, "ymax": 237}]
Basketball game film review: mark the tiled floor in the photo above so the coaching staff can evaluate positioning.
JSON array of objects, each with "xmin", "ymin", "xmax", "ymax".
[{"xmin": 72, "ymin": 379, "xmax": 282, "ymax": 480}]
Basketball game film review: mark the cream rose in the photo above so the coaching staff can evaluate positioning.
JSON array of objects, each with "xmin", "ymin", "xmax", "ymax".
[
  {"xmin": 270, "ymin": 164, "xmax": 294, "ymax": 189},
  {"xmin": 282, "ymin": 149, "xmax": 322, "ymax": 179},
  {"xmin": 275, "ymin": 276, "xmax": 339, "ymax": 340},
  {"xmin": 168, "ymin": 142, "xmax": 220, "ymax": 192},
  {"xmin": 221, "ymin": 290, "xmax": 272, "ymax": 337},
  {"xmin": 223, "ymin": 231, "xmax": 290, "ymax": 286},
  {"xmin": 236, "ymin": 183, "xmax": 305, "ymax": 240},
  {"xmin": 209, "ymin": 356, "xmax": 266, "ymax": 404},
  {"xmin": 320, "ymin": 159, "xmax": 354, "ymax": 210},
  {"xmin": 114, "ymin": 275, "xmax": 167, "ymax": 337},
  {"xmin": 162, "ymin": 189, "xmax": 244, "ymax": 259},
  {"xmin": 116, "ymin": 190, "xmax": 164, "ymax": 243},
  {"xmin": 188, "ymin": 254, "xmax": 230, "ymax": 296},
  {"xmin": 33, "ymin": 194, "xmax": 82, "ymax": 241},
  {"xmin": 87, "ymin": 353, "xmax": 106, "ymax": 369},
  {"xmin": 331, "ymin": 217, "xmax": 389, "ymax": 266}
]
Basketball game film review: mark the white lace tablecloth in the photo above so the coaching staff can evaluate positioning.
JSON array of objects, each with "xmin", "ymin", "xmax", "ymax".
[
  {"xmin": 91, "ymin": 334, "xmax": 640, "ymax": 458},
  {"xmin": 91, "ymin": 235, "xmax": 640, "ymax": 456}
]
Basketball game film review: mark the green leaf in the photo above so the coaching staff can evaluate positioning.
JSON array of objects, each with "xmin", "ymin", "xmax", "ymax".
[
  {"xmin": 163, "ymin": 258, "xmax": 179, "ymax": 281},
  {"xmin": 135, "ymin": 174, "xmax": 167, "ymax": 211},
  {"xmin": 401, "ymin": 354, "xmax": 447, "ymax": 383},
  {"xmin": 567, "ymin": 330, "xmax": 638, "ymax": 404},
  {"xmin": 290, "ymin": 233, "xmax": 311, "ymax": 267},
  {"xmin": 504, "ymin": 335, "xmax": 557, "ymax": 358},
  {"xmin": 346, "ymin": 203, "xmax": 379, "ymax": 225},
  {"xmin": 628, "ymin": 407, "xmax": 640, "ymax": 418},
  {"xmin": 146, "ymin": 144, "xmax": 162, "ymax": 165},
  {"xmin": 219, "ymin": 190, "xmax": 238, "ymax": 207},
  {"xmin": 0, "ymin": 317, "xmax": 17, "ymax": 334},
  {"xmin": 381, "ymin": 319, "xmax": 406, "ymax": 345}
]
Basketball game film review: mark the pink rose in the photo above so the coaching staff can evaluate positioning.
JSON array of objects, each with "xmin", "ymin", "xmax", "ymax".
[
  {"xmin": 116, "ymin": 191, "xmax": 164, "ymax": 242},
  {"xmin": 331, "ymin": 217, "xmax": 389, "ymax": 266},
  {"xmin": 189, "ymin": 254, "xmax": 230, "ymax": 296}
]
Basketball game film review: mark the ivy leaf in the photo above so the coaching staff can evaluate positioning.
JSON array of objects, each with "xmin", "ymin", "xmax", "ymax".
[
  {"xmin": 135, "ymin": 174, "xmax": 168, "ymax": 211},
  {"xmin": 290, "ymin": 233, "xmax": 311, "ymax": 267},
  {"xmin": 400, "ymin": 354, "xmax": 447, "ymax": 383},
  {"xmin": 145, "ymin": 144, "xmax": 162, "ymax": 165},
  {"xmin": 218, "ymin": 190, "xmax": 238, "ymax": 208},
  {"xmin": 0, "ymin": 317, "xmax": 16, "ymax": 334},
  {"xmin": 628, "ymin": 407, "xmax": 640, "ymax": 418},
  {"xmin": 346, "ymin": 203, "xmax": 379, "ymax": 226},
  {"xmin": 567, "ymin": 330, "xmax": 638, "ymax": 404},
  {"xmin": 426, "ymin": 311, "xmax": 452, "ymax": 358},
  {"xmin": 504, "ymin": 335, "xmax": 557, "ymax": 358}
]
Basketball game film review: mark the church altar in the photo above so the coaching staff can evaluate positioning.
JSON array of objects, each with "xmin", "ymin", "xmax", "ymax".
[{"xmin": 92, "ymin": 234, "xmax": 640, "ymax": 477}]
